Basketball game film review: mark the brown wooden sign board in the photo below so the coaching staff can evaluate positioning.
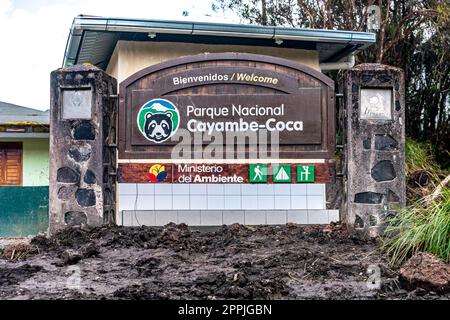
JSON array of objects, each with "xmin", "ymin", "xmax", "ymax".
[{"xmin": 119, "ymin": 53, "xmax": 335, "ymax": 160}]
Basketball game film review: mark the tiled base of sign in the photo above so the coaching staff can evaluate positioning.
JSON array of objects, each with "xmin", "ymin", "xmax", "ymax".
[
  {"xmin": 119, "ymin": 183, "xmax": 326, "ymax": 211},
  {"xmin": 121, "ymin": 209, "xmax": 340, "ymax": 226}
]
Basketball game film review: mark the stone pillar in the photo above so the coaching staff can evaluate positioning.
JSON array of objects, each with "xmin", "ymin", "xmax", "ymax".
[
  {"xmin": 342, "ymin": 64, "xmax": 406, "ymax": 238},
  {"xmin": 49, "ymin": 64, "xmax": 117, "ymax": 235}
]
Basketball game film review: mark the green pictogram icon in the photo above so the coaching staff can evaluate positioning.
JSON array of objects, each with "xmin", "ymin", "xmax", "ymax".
[
  {"xmin": 273, "ymin": 165, "xmax": 292, "ymax": 182},
  {"xmin": 249, "ymin": 164, "xmax": 267, "ymax": 183},
  {"xmin": 297, "ymin": 165, "xmax": 315, "ymax": 182}
]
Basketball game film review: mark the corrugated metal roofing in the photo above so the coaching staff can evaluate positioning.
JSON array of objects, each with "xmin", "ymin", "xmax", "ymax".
[
  {"xmin": 63, "ymin": 16, "xmax": 376, "ymax": 69},
  {"xmin": 0, "ymin": 101, "xmax": 49, "ymax": 125}
]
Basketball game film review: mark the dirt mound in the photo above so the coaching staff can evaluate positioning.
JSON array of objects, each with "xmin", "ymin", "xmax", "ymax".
[
  {"xmin": 1, "ymin": 223, "xmax": 448, "ymax": 300},
  {"xmin": 0, "ymin": 264, "xmax": 43, "ymax": 286}
]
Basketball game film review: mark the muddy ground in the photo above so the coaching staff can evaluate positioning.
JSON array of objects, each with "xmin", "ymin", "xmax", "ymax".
[{"xmin": 0, "ymin": 223, "xmax": 448, "ymax": 300}]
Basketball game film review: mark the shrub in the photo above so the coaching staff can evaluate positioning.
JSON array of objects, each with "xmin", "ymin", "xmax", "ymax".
[{"xmin": 382, "ymin": 186, "xmax": 450, "ymax": 265}]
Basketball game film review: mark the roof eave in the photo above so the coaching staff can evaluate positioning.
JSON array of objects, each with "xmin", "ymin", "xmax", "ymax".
[{"xmin": 63, "ymin": 16, "xmax": 376, "ymax": 67}]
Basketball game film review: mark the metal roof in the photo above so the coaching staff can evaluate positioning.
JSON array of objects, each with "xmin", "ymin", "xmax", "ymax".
[
  {"xmin": 63, "ymin": 16, "xmax": 376, "ymax": 70},
  {"xmin": 0, "ymin": 101, "xmax": 49, "ymax": 125}
]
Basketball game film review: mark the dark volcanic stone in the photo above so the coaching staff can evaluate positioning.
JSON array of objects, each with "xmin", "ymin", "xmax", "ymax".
[
  {"xmin": 355, "ymin": 215, "xmax": 364, "ymax": 229},
  {"xmin": 65, "ymin": 211, "xmax": 87, "ymax": 226},
  {"xmin": 354, "ymin": 192, "xmax": 383, "ymax": 204},
  {"xmin": 58, "ymin": 185, "xmax": 77, "ymax": 200},
  {"xmin": 76, "ymin": 189, "xmax": 96, "ymax": 207},
  {"xmin": 68, "ymin": 145, "xmax": 91, "ymax": 162},
  {"xmin": 371, "ymin": 160, "xmax": 396, "ymax": 182},
  {"xmin": 361, "ymin": 74, "xmax": 373, "ymax": 83},
  {"xmin": 73, "ymin": 121, "xmax": 95, "ymax": 140},
  {"xmin": 57, "ymin": 167, "xmax": 80, "ymax": 183},
  {"xmin": 363, "ymin": 138, "xmax": 371, "ymax": 149},
  {"xmin": 377, "ymin": 74, "xmax": 392, "ymax": 82},
  {"xmin": 369, "ymin": 215, "xmax": 377, "ymax": 226},
  {"xmin": 84, "ymin": 170, "xmax": 96, "ymax": 184},
  {"xmin": 386, "ymin": 189, "xmax": 400, "ymax": 203},
  {"xmin": 375, "ymin": 134, "xmax": 398, "ymax": 151}
]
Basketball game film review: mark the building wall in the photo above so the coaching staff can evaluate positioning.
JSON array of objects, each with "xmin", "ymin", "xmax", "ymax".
[
  {"xmin": 0, "ymin": 186, "xmax": 48, "ymax": 237},
  {"xmin": 106, "ymin": 41, "xmax": 320, "ymax": 84},
  {"xmin": 0, "ymin": 138, "xmax": 49, "ymax": 186},
  {"xmin": 0, "ymin": 137, "xmax": 49, "ymax": 236}
]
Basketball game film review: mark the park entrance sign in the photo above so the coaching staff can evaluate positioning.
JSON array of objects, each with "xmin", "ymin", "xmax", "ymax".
[
  {"xmin": 115, "ymin": 53, "xmax": 337, "ymax": 226},
  {"xmin": 118, "ymin": 53, "xmax": 335, "ymax": 161}
]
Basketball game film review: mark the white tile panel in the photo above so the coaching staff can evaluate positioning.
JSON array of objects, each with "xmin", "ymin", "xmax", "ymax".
[
  {"xmin": 173, "ymin": 184, "xmax": 190, "ymax": 195},
  {"xmin": 136, "ymin": 195, "xmax": 154, "ymax": 210},
  {"xmin": 224, "ymin": 184, "xmax": 241, "ymax": 195},
  {"xmin": 287, "ymin": 210, "xmax": 308, "ymax": 224},
  {"xmin": 190, "ymin": 195, "xmax": 208, "ymax": 210},
  {"xmin": 155, "ymin": 184, "xmax": 173, "ymax": 195},
  {"xmin": 190, "ymin": 184, "xmax": 207, "ymax": 195},
  {"xmin": 257, "ymin": 196, "xmax": 275, "ymax": 209},
  {"xmin": 201, "ymin": 211, "xmax": 223, "ymax": 226},
  {"xmin": 178, "ymin": 211, "xmax": 201, "ymax": 225},
  {"xmin": 173, "ymin": 195, "xmax": 190, "ymax": 210},
  {"xmin": 223, "ymin": 211, "xmax": 245, "ymax": 224},
  {"xmin": 207, "ymin": 195, "xmax": 225, "ymax": 210},
  {"xmin": 245, "ymin": 211, "xmax": 266, "ymax": 225},
  {"xmin": 291, "ymin": 196, "xmax": 307, "ymax": 209},
  {"xmin": 242, "ymin": 196, "xmax": 258, "ymax": 209},
  {"xmin": 207, "ymin": 184, "xmax": 224, "ymax": 195},
  {"xmin": 328, "ymin": 210, "xmax": 340, "ymax": 223},
  {"xmin": 154, "ymin": 195, "xmax": 173, "ymax": 210},
  {"xmin": 119, "ymin": 194, "xmax": 136, "ymax": 211},
  {"xmin": 307, "ymin": 196, "xmax": 325, "ymax": 210},
  {"xmin": 291, "ymin": 184, "xmax": 307, "ymax": 196},
  {"xmin": 137, "ymin": 183, "xmax": 154, "ymax": 195},
  {"xmin": 307, "ymin": 184, "xmax": 325, "ymax": 195},
  {"xmin": 156, "ymin": 211, "xmax": 178, "ymax": 225},
  {"xmin": 274, "ymin": 195, "xmax": 291, "ymax": 209},
  {"xmin": 274, "ymin": 184, "xmax": 291, "ymax": 195},
  {"xmin": 308, "ymin": 210, "xmax": 329, "ymax": 224},
  {"xmin": 257, "ymin": 184, "xmax": 274, "ymax": 195},
  {"xmin": 119, "ymin": 183, "xmax": 137, "ymax": 195},
  {"xmin": 266, "ymin": 210, "xmax": 287, "ymax": 224},
  {"xmin": 241, "ymin": 184, "xmax": 258, "ymax": 195},
  {"xmin": 224, "ymin": 195, "xmax": 241, "ymax": 210}
]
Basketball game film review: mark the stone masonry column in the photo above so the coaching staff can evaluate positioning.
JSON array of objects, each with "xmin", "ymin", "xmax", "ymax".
[
  {"xmin": 49, "ymin": 64, "xmax": 117, "ymax": 235},
  {"xmin": 342, "ymin": 64, "xmax": 406, "ymax": 238}
]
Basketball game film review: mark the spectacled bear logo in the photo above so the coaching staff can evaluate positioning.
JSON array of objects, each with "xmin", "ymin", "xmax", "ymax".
[{"xmin": 137, "ymin": 99, "xmax": 180, "ymax": 143}]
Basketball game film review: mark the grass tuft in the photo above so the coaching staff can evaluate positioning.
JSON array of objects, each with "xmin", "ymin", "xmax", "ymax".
[{"xmin": 382, "ymin": 186, "xmax": 450, "ymax": 265}]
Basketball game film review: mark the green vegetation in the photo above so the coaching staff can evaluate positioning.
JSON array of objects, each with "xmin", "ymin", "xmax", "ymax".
[
  {"xmin": 382, "ymin": 138, "xmax": 449, "ymax": 265},
  {"xmin": 405, "ymin": 137, "xmax": 441, "ymax": 174},
  {"xmin": 382, "ymin": 187, "xmax": 449, "ymax": 265}
]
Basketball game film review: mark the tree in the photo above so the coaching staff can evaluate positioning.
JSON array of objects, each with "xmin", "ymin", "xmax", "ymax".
[{"xmin": 215, "ymin": 0, "xmax": 450, "ymax": 167}]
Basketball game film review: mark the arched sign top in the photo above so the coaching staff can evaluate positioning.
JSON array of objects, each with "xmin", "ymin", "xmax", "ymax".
[
  {"xmin": 120, "ymin": 52, "xmax": 334, "ymax": 90},
  {"xmin": 119, "ymin": 52, "xmax": 335, "ymax": 160}
]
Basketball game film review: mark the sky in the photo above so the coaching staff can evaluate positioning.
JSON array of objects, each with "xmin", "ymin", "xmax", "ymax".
[{"xmin": 0, "ymin": 0, "xmax": 239, "ymax": 111}]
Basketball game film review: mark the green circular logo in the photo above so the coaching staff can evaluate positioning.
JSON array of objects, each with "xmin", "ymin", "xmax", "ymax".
[{"xmin": 137, "ymin": 99, "xmax": 180, "ymax": 143}]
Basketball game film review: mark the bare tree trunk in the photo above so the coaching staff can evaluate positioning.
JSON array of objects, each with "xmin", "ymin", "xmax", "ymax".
[
  {"xmin": 377, "ymin": 0, "xmax": 390, "ymax": 63},
  {"xmin": 261, "ymin": 0, "xmax": 268, "ymax": 25}
]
